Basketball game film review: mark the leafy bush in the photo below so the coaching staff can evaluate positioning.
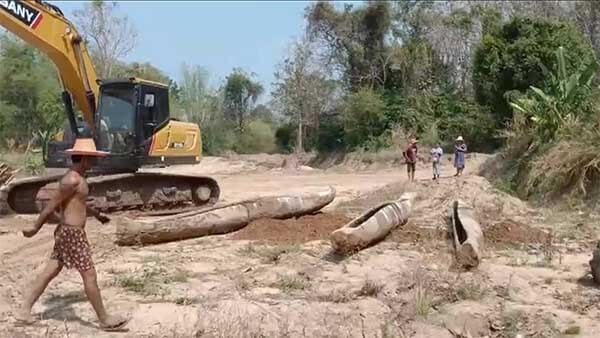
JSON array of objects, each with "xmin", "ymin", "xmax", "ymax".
[
  {"xmin": 275, "ymin": 115, "xmax": 345, "ymax": 153},
  {"xmin": 24, "ymin": 152, "xmax": 44, "ymax": 176},
  {"xmin": 200, "ymin": 120, "xmax": 236, "ymax": 156},
  {"xmin": 384, "ymin": 91, "xmax": 496, "ymax": 151},
  {"xmin": 473, "ymin": 16, "xmax": 595, "ymax": 126},
  {"xmin": 233, "ymin": 119, "xmax": 277, "ymax": 154},
  {"xmin": 510, "ymin": 46, "xmax": 599, "ymax": 142},
  {"xmin": 497, "ymin": 46, "xmax": 600, "ymax": 202},
  {"xmin": 0, "ymin": 36, "xmax": 64, "ymax": 148},
  {"xmin": 274, "ymin": 123, "xmax": 294, "ymax": 153},
  {"xmin": 341, "ymin": 88, "xmax": 387, "ymax": 149}
]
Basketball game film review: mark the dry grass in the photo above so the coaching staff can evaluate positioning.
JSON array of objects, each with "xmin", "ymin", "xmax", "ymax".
[
  {"xmin": 357, "ymin": 279, "xmax": 384, "ymax": 297},
  {"xmin": 174, "ymin": 296, "xmax": 196, "ymax": 306},
  {"xmin": 169, "ymin": 269, "xmax": 191, "ymax": 283},
  {"xmin": 237, "ymin": 243, "xmax": 301, "ymax": 264},
  {"xmin": 194, "ymin": 309, "xmax": 269, "ymax": 338},
  {"xmin": 317, "ymin": 288, "xmax": 353, "ymax": 303},
  {"xmin": 525, "ymin": 135, "xmax": 600, "ymax": 200},
  {"xmin": 272, "ymin": 274, "xmax": 310, "ymax": 292},
  {"xmin": 493, "ymin": 308, "xmax": 527, "ymax": 338},
  {"xmin": 114, "ymin": 264, "xmax": 191, "ymax": 297},
  {"xmin": 412, "ymin": 269, "xmax": 432, "ymax": 318},
  {"xmin": 542, "ymin": 229, "xmax": 556, "ymax": 266},
  {"xmin": 452, "ymin": 277, "xmax": 488, "ymax": 301},
  {"xmin": 491, "ymin": 306, "xmax": 559, "ymax": 338},
  {"xmin": 115, "ymin": 276, "xmax": 168, "ymax": 297},
  {"xmin": 188, "ymin": 305, "xmax": 392, "ymax": 338},
  {"xmin": 233, "ymin": 274, "xmax": 252, "ymax": 292},
  {"xmin": 237, "ymin": 243, "xmax": 258, "ymax": 256},
  {"xmin": 494, "ymin": 273, "xmax": 515, "ymax": 300},
  {"xmin": 259, "ymin": 246, "xmax": 299, "ymax": 264}
]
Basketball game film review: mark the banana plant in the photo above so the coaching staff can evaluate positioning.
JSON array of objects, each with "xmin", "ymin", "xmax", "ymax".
[{"xmin": 510, "ymin": 46, "xmax": 599, "ymax": 141}]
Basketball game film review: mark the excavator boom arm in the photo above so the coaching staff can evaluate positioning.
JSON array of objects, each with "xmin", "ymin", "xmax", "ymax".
[{"xmin": 0, "ymin": 0, "xmax": 98, "ymax": 130}]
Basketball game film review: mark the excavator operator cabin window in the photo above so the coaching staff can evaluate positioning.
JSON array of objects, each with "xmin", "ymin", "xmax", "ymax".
[
  {"xmin": 140, "ymin": 86, "xmax": 169, "ymax": 136},
  {"xmin": 99, "ymin": 86, "xmax": 135, "ymax": 133}
]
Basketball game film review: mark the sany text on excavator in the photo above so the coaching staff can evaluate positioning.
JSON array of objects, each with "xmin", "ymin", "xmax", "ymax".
[{"xmin": 0, "ymin": 0, "xmax": 220, "ymax": 215}]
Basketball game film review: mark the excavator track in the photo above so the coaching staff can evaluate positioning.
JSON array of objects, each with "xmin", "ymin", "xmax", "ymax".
[{"xmin": 0, "ymin": 172, "xmax": 220, "ymax": 215}]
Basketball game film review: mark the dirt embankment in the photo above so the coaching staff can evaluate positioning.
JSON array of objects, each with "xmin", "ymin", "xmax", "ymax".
[
  {"xmin": 230, "ymin": 213, "xmax": 352, "ymax": 245},
  {"xmin": 485, "ymin": 221, "xmax": 551, "ymax": 248}
]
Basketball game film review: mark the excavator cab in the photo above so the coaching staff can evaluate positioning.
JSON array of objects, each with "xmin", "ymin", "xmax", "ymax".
[
  {"xmin": 47, "ymin": 77, "xmax": 172, "ymax": 174},
  {"xmin": 93, "ymin": 77, "xmax": 170, "ymax": 173}
]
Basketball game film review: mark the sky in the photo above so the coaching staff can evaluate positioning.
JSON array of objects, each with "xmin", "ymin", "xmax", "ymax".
[{"xmin": 51, "ymin": 1, "xmax": 359, "ymax": 100}]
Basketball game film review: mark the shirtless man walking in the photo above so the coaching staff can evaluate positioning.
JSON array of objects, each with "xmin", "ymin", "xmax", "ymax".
[{"xmin": 17, "ymin": 138, "xmax": 129, "ymax": 331}]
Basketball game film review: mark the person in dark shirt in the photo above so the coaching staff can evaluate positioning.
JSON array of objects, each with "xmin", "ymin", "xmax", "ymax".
[{"xmin": 403, "ymin": 138, "xmax": 418, "ymax": 182}]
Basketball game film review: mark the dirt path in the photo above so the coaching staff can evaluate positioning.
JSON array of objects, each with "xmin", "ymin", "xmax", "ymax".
[
  {"xmin": 2, "ymin": 153, "xmax": 600, "ymax": 337},
  {"xmin": 157, "ymin": 154, "xmax": 489, "ymax": 209}
]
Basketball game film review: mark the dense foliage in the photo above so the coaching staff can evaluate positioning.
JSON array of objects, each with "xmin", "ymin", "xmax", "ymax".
[
  {"xmin": 473, "ymin": 17, "xmax": 595, "ymax": 126},
  {"xmin": 5, "ymin": 0, "xmax": 600, "ymax": 198},
  {"xmin": 0, "ymin": 35, "xmax": 64, "ymax": 151}
]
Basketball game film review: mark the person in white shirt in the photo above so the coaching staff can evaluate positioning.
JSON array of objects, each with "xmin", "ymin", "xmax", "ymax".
[{"xmin": 431, "ymin": 143, "xmax": 443, "ymax": 180}]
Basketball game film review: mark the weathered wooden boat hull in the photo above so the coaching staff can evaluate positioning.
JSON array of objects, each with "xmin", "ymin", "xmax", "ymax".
[
  {"xmin": 449, "ymin": 200, "xmax": 483, "ymax": 269},
  {"xmin": 115, "ymin": 187, "xmax": 336, "ymax": 246},
  {"xmin": 330, "ymin": 193, "xmax": 414, "ymax": 253}
]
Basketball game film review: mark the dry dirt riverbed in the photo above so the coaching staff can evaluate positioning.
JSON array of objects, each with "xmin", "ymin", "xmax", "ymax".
[{"xmin": 1, "ymin": 154, "xmax": 600, "ymax": 337}]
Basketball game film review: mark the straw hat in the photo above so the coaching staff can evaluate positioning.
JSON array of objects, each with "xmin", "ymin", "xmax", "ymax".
[
  {"xmin": 456, "ymin": 136, "xmax": 464, "ymax": 142},
  {"xmin": 65, "ymin": 138, "xmax": 109, "ymax": 157}
]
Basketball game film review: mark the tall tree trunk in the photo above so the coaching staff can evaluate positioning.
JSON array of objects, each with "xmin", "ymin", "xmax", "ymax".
[{"xmin": 297, "ymin": 111, "xmax": 303, "ymax": 154}]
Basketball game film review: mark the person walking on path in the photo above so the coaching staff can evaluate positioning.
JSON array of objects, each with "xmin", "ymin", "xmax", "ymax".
[
  {"xmin": 16, "ymin": 138, "xmax": 130, "ymax": 332},
  {"xmin": 431, "ymin": 143, "xmax": 443, "ymax": 180},
  {"xmin": 403, "ymin": 138, "xmax": 418, "ymax": 182},
  {"xmin": 454, "ymin": 136, "xmax": 467, "ymax": 177}
]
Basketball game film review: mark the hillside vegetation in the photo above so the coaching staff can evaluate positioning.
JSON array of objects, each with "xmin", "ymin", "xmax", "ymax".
[{"xmin": 2, "ymin": 1, "xmax": 600, "ymax": 202}]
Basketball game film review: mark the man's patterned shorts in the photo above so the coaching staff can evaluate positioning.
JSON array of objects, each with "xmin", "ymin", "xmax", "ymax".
[{"xmin": 50, "ymin": 226, "xmax": 94, "ymax": 272}]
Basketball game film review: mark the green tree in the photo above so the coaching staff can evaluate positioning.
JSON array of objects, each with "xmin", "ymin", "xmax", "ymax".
[
  {"xmin": 250, "ymin": 104, "xmax": 275, "ymax": 125},
  {"xmin": 223, "ymin": 68, "xmax": 264, "ymax": 131},
  {"xmin": 0, "ymin": 35, "xmax": 63, "ymax": 149},
  {"xmin": 172, "ymin": 64, "xmax": 232, "ymax": 155},
  {"xmin": 178, "ymin": 63, "xmax": 212, "ymax": 124},
  {"xmin": 341, "ymin": 88, "xmax": 386, "ymax": 149},
  {"xmin": 234, "ymin": 120, "xmax": 277, "ymax": 154},
  {"xmin": 113, "ymin": 61, "xmax": 170, "ymax": 84},
  {"xmin": 306, "ymin": 1, "xmax": 392, "ymax": 91},
  {"xmin": 384, "ymin": 90, "xmax": 495, "ymax": 150},
  {"xmin": 510, "ymin": 46, "xmax": 599, "ymax": 141},
  {"xmin": 386, "ymin": 39, "xmax": 449, "ymax": 95},
  {"xmin": 473, "ymin": 16, "xmax": 595, "ymax": 126},
  {"xmin": 169, "ymin": 79, "xmax": 182, "ymax": 102},
  {"xmin": 272, "ymin": 36, "xmax": 338, "ymax": 153}
]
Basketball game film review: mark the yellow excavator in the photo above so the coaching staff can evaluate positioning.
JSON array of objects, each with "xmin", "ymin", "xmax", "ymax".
[{"xmin": 0, "ymin": 0, "xmax": 220, "ymax": 214}]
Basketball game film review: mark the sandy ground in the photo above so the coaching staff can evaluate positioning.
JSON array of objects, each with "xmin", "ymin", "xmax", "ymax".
[{"xmin": 1, "ymin": 153, "xmax": 600, "ymax": 337}]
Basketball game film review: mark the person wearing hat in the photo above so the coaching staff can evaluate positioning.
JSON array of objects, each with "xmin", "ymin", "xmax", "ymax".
[
  {"xmin": 454, "ymin": 136, "xmax": 467, "ymax": 177},
  {"xmin": 403, "ymin": 137, "xmax": 419, "ymax": 182},
  {"xmin": 17, "ymin": 138, "xmax": 130, "ymax": 331}
]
